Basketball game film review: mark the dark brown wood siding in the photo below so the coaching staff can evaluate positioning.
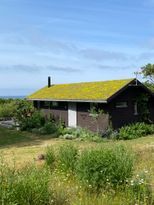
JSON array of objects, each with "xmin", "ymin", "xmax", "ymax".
[
  {"xmin": 107, "ymin": 86, "xmax": 154, "ymax": 129},
  {"xmin": 34, "ymin": 101, "xmax": 68, "ymax": 126},
  {"xmin": 149, "ymin": 96, "xmax": 154, "ymax": 122},
  {"xmin": 77, "ymin": 102, "xmax": 109, "ymax": 132}
]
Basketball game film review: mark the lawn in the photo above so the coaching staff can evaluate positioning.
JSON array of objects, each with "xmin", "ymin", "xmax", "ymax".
[
  {"xmin": 0, "ymin": 126, "xmax": 154, "ymax": 169},
  {"xmin": 0, "ymin": 126, "xmax": 154, "ymax": 204}
]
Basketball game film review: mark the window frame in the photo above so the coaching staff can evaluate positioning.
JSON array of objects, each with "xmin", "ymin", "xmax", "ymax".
[
  {"xmin": 51, "ymin": 101, "xmax": 59, "ymax": 108},
  {"xmin": 134, "ymin": 101, "xmax": 138, "ymax": 115},
  {"xmin": 43, "ymin": 101, "xmax": 51, "ymax": 109},
  {"xmin": 115, "ymin": 101, "xmax": 128, "ymax": 108}
]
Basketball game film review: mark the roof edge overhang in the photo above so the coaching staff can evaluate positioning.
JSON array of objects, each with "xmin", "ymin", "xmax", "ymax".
[{"xmin": 27, "ymin": 98, "xmax": 108, "ymax": 103}]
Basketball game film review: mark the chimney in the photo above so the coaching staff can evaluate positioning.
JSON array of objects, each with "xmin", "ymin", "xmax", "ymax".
[{"xmin": 48, "ymin": 76, "xmax": 51, "ymax": 87}]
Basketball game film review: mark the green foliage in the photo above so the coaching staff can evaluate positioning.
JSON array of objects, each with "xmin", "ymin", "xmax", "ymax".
[
  {"xmin": 15, "ymin": 100, "xmax": 35, "ymax": 123},
  {"xmin": 89, "ymin": 106, "xmax": 104, "ymax": 120},
  {"xmin": 144, "ymin": 81, "xmax": 154, "ymax": 92},
  {"xmin": 141, "ymin": 63, "xmax": 154, "ymax": 83},
  {"xmin": 101, "ymin": 127, "xmax": 119, "ymax": 139},
  {"xmin": 45, "ymin": 146, "xmax": 55, "ymax": 168},
  {"xmin": 39, "ymin": 121, "xmax": 63, "ymax": 136},
  {"xmin": 89, "ymin": 106, "xmax": 106, "ymax": 133},
  {"xmin": 135, "ymin": 94, "xmax": 150, "ymax": 122},
  {"xmin": 118, "ymin": 122, "xmax": 154, "ymax": 140},
  {"xmin": 60, "ymin": 127, "xmax": 101, "ymax": 142},
  {"xmin": 128, "ymin": 171, "xmax": 153, "ymax": 204},
  {"xmin": 20, "ymin": 111, "xmax": 45, "ymax": 131},
  {"xmin": 76, "ymin": 145, "xmax": 134, "ymax": 190},
  {"xmin": 0, "ymin": 98, "xmax": 15, "ymax": 105},
  {"xmin": 14, "ymin": 100, "xmax": 63, "ymax": 136},
  {"xmin": 141, "ymin": 63, "xmax": 154, "ymax": 92},
  {"xmin": 0, "ymin": 100, "xmax": 17, "ymax": 118},
  {"xmin": 0, "ymin": 163, "xmax": 53, "ymax": 205},
  {"xmin": 58, "ymin": 144, "xmax": 78, "ymax": 172}
]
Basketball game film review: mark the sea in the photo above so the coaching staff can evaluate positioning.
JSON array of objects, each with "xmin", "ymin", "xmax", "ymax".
[{"xmin": 0, "ymin": 96, "xmax": 25, "ymax": 99}]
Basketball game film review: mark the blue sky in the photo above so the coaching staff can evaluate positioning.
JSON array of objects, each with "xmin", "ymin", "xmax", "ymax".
[{"xmin": 0, "ymin": 0, "xmax": 154, "ymax": 96}]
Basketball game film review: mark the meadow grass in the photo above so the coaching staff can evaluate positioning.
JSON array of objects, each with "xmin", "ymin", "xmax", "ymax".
[{"xmin": 0, "ymin": 126, "xmax": 154, "ymax": 204}]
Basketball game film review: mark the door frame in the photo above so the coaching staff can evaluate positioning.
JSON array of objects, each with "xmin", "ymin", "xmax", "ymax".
[{"xmin": 68, "ymin": 102, "xmax": 77, "ymax": 127}]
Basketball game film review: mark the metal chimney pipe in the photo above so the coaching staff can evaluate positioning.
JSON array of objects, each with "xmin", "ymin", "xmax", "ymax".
[{"xmin": 48, "ymin": 76, "xmax": 51, "ymax": 87}]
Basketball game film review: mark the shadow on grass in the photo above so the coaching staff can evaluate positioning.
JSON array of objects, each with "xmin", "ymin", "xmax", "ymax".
[{"xmin": 0, "ymin": 126, "xmax": 57, "ymax": 148}]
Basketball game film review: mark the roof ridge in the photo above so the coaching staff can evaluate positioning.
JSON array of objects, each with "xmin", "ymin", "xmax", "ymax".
[{"xmin": 52, "ymin": 78, "xmax": 135, "ymax": 86}]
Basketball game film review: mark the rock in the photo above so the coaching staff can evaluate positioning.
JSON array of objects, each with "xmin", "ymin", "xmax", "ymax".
[{"xmin": 37, "ymin": 154, "xmax": 45, "ymax": 161}]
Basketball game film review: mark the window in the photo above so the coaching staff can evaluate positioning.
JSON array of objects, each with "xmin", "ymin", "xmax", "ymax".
[
  {"xmin": 134, "ymin": 102, "xmax": 138, "ymax": 115},
  {"xmin": 90, "ymin": 103, "xmax": 98, "ymax": 109},
  {"xmin": 44, "ymin": 101, "xmax": 50, "ymax": 109},
  {"xmin": 37, "ymin": 101, "xmax": 40, "ymax": 109},
  {"xmin": 116, "ymin": 102, "xmax": 128, "ymax": 108},
  {"xmin": 51, "ymin": 101, "xmax": 59, "ymax": 107}
]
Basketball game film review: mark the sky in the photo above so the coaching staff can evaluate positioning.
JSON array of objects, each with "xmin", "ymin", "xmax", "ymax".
[{"xmin": 0, "ymin": 0, "xmax": 154, "ymax": 96}]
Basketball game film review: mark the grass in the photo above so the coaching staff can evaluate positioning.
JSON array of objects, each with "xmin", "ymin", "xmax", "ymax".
[{"xmin": 0, "ymin": 126, "xmax": 154, "ymax": 204}]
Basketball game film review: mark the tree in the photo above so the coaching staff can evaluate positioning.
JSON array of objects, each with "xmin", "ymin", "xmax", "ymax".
[{"xmin": 141, "ymin": 64, "xmax": 154, "ymax": 91}]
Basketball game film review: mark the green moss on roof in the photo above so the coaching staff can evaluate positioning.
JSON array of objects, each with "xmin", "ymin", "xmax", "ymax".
[{"xmin": 27, "ymin": 79, "xmax": 134, "ymax": 101}]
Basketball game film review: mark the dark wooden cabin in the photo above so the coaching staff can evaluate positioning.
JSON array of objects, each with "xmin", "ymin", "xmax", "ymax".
[{"xmin": 27, "ymin": 78, "xmax": 154, "ymax": 132}]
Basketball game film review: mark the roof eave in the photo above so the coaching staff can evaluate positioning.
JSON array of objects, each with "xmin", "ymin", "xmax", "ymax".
[{"xmin": 27, "ymin": 98, "xmax": 108, "ymax": 103}]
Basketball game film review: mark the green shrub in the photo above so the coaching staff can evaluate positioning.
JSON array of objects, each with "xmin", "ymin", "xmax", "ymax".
[
  {"xmin": 45, "ymin": 146, "xmax": 55, "ymax": 168},
  {"xmin": 60, "ymin": 127, "xmax": 101, "ymax": 142},
  {"xmin": 40, "ymin": 121, "xmax": 61, "ymax": 135},
  {"xmin": 20, "ymin": 111, "xmax": 45, "ymax": 131},
  {"xmin": 76, "ymin": 145, "xmax": 134, "ymax": 190},
  {"xmin": 118, "ymin": 122, "xmax": 154, "ymax": 140},
  {"xmin": 58, "ymin": 144, "xmax": 78, "ymax": 172},
  {"xmin": 101, "ymin": 127, "xmax": 119, "ymax": 139},
  {"xmin": 0, "ymin": 101, "xmax": 17, "ymax": 118}
]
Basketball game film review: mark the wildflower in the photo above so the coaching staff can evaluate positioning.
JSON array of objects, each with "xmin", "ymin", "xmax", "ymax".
[
  {"xmin": 130, "ymin": 180, "xmax": 134, "ymax": 186},
  {"xmin": 140, "ymin": 178, "xmax": 144, "ymax": 184}
]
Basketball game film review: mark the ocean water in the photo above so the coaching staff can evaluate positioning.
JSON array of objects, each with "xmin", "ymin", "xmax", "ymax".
[{"xmin": 0, "ymin": 96, "xmax": 25, "ymax": 99}]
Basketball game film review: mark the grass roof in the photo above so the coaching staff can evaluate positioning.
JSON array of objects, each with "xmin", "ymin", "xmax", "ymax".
[{"xmin": 27, "ymin": 78, "xmax": 134, "ymax": 101}]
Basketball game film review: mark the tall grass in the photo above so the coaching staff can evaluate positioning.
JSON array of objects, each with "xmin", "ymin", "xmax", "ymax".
[
  {"xmin": 45, "ymin": 146, "xmax": 55, "ymax": 168},
  {"xmin": 0, "ymin": 162, "xmax": 53, "ymax": 205},
  {"xmin": 0, "ymin": 158, "xmax": 70, "ymax": 205},
  {"xmin": 76, "ymin": 145, "xmax": 134, "ymax": 190},
  {"xmin": 58, "ymin": 144, "xmax": 78, "ymax": 172},
  {"xmin": 0, "ymin": 142, "xmax": 153, "ymax": 205}
]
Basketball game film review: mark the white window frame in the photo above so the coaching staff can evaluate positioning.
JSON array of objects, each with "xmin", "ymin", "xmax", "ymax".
[
  {"xmin": 134, "ymin": 102, "xmax": 138, "ymax": 115},
  {"xmin": 52, "ymin": 102, "xmax": 58, "ymax": 107},
  {"xmin": 116, "ymin": 102, "xmax": 128, "ymax": 108}
]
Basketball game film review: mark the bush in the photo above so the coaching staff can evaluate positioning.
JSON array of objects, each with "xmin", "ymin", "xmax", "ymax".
[
  {"xmin": 58, "ymin": 144, "xmax": 78, "ymax": 172},
  {"xmin": 101, "ymin": 127, "xmax": 119, "ymax": 139},
  {"xmin": 20, "ymin": 111, "xmax": 45, "ymax": 131},
  {"xmin": 39, "ymin": 121, "xmax": 63, "ymax": 136},
  {"xmin": 76, "ymin": 145, "xmax": 134, "ymax": 190},
  {"xmin": 118, "ymin": 122, "xmax": 154, "ymax": 140},
  {"xmin": 60, "ymin": 127, "xmax": 101, "ymax": 142},
  {"xmin": 45, "ymin": 146, "xmax": 55, "ymax": 168},
  {"xmin": 0, "ymin": 101, "xmax": 17, "ymax": 118}
]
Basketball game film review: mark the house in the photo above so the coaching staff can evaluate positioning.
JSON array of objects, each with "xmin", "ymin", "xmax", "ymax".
[{"xmin": 27, "ymin": 78, "xmax": 154, "ymax": 132}]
